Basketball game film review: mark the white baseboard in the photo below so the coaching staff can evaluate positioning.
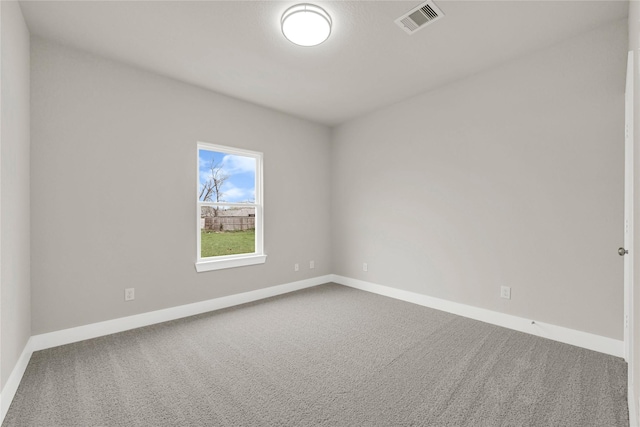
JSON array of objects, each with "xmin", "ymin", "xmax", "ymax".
[
  {"xmin": 0, "ymin": 337, "xmax": 35, "ymax": 424},
  {"xmin": 31, "ymin": 275, "xmax": 331, "ymax": 352},
  {"xmin": 0, "ymin": 275, "xmax": 329, "ymax": 425},
  {"xmin": 630, "ymin": 386, "xmax": 638, "ymax": 427},
  {"xmin": 331, "ymin": 275, "xmax": 624, "ymax": 358},
  {"xmin": 0, "ymin": 274, "xmax": 629, "ymax": 426}
]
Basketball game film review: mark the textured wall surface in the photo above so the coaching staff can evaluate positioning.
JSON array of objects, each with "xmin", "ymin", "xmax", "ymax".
[
  {"xmin": 1, "ymin": 1, "xmax": 31, "ymax": 389},
  {"xmin": 30, "ymin": 38, "xmax": 332, "ymax": 334},
  {"xmin": 331, "ymin": 20, "xmax": 627, "ymax": 340}
]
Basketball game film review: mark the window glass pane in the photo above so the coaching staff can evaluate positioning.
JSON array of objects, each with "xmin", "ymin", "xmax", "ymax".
[
  {"xmin": 198, "ymin": 149, "xmax": 256, "ymax": 204},
  {"xmin": 200, "ymin": 206, "xmax": 256, "ymax": 258}
]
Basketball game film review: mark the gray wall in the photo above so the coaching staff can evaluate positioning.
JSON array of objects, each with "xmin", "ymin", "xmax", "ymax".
[
  {"xmin": 1, "ymin": 1, "xmax": 31, "ymax": 389},
  {"xmin": 23, "ymin": 12, "xmax": 631, "ymax": 344},
  {"xmin": 331, "ymin": 20, "xmax": 627, "ymax": 340},
  {"xmin": 30, "ymin": 38, "xmax": 332, "ymax": 335}
]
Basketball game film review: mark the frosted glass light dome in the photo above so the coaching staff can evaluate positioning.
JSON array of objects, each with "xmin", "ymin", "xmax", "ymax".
[{"xmin": 281, "ymin": 4, "xmax": 332, "ymax": 47}]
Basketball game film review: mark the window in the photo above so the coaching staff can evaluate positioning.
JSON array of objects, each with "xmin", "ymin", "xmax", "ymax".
[{"xmin": 196, "ymin": 142, "xmax": 265, "ymax": 272}]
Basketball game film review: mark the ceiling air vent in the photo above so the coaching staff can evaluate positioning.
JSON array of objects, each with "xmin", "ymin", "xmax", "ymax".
[{"xmin": 395, "ymin": 1, "xmax": 444, "ymax": 35}]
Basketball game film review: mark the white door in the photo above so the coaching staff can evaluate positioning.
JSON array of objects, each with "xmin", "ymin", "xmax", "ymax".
[{"xmin": 624, "ymin": 50, "xmax": 634, "ymax": 369}]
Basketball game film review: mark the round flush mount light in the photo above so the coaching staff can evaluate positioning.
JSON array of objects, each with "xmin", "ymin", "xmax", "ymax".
[{"xmin": 281, "ymin": 4, "xmax": 332, "ymax": 47}]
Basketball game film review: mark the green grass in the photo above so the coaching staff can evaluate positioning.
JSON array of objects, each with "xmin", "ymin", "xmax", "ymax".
[{"xmin": 201, "ymin": 229, "xmax": 255, "ymax": 258}]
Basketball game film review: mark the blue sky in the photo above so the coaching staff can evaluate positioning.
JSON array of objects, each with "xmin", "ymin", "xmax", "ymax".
[{"xmin": 198, "ymin": 149, "xmax": 256, "ymax": 203}]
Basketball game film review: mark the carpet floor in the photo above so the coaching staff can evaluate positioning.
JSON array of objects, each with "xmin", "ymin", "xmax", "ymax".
[{"xmin": 2, "ymin": 283, "xmax": 629, "ymax": 426}]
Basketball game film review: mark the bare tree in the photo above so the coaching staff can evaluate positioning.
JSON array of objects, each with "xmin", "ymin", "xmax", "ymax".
[{"xmin": 199, "ymin": 158, "xmax": 229, "ymax": 230}]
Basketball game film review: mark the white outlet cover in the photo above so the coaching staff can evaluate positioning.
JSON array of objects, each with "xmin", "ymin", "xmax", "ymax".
[
  {"xmin": 294, "ymin": 263, "xmax": 299, "ymax": 271},
  {"xmin": 125, "ymin": 288, "xmax": 135, "ymax": 301},
  {"xmin": 500, "ymin": 286, "xmax": 511, "ymax": 299},
  {"xmin": 310, "ymin": 260, "xmax": 315, "ymax": 269}
]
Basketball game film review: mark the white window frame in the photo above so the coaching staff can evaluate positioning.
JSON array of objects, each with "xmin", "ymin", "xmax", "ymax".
[{"xmin": 195, "ymin": 142, "xmax": 266, "ymax": 272}]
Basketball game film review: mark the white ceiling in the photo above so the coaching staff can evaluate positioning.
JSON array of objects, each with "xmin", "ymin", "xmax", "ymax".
[{"xmin": 19, "ymin": 0, "xmax": 628, "ymax": 126}]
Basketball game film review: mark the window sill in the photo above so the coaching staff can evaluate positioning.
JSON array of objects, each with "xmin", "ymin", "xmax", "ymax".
[{"xmin": 195, "ymin": 254, "xmax": 267, "ymax": 272}]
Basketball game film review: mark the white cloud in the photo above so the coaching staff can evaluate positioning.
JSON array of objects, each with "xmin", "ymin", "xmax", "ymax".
[
  {"xmin": 221, "ymin": 154, "xmax": 255, "ymax": 174},
  {"xmin": 198, "ymin": 152, "xmax": 256, "ymax": 203},
  {"xmin": 199, "ymin": 170, "xmax": 212, "ymax": 183},
  {"xmin": 198, "ymin": 157, "xmax": 208, "ymax": 169},
  {"xmin": 221, "ymin": 182, "xmax": 255, "ymax": 203}
]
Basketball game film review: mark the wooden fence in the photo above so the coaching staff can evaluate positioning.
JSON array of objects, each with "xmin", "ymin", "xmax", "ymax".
[{"xmin": 202, "ymin": 216, "xmax": 255, "ymax": 232}]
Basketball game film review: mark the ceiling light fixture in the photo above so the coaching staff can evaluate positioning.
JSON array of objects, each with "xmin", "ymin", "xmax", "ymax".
[{"xmin": 281, "ymin": 4, "xmax": 332, "ymax": 47}]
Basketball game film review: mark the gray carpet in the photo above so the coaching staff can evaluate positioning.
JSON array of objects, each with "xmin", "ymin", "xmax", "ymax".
[{"xmin": 3, "ymin": 283, "xmax": 629, "ymax": 426}]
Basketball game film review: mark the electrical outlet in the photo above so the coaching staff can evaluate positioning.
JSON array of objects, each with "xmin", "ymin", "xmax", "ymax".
[
  {"xmin": 363, "ymin": 263, "xmax": 368, "ymax": 272},
  {"xmin": 294, "ymin": 263, "xmax": 299, "ymax": 272},
  {"xmin": 310, "ymin": 260, "xmax": 315, "ymax": 269},
  {"xmin": 500, "ymin": 286, "xmax": 511, "ymax": 300},
  {"xmin": 125, "ymin": 288, "xmax": 135, "ymax": 301}
]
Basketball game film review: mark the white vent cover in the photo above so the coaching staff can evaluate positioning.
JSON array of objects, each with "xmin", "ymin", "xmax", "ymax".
[{"xmin": 395, "ymin": 1, "xmax": 444, "ymax": 35}]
